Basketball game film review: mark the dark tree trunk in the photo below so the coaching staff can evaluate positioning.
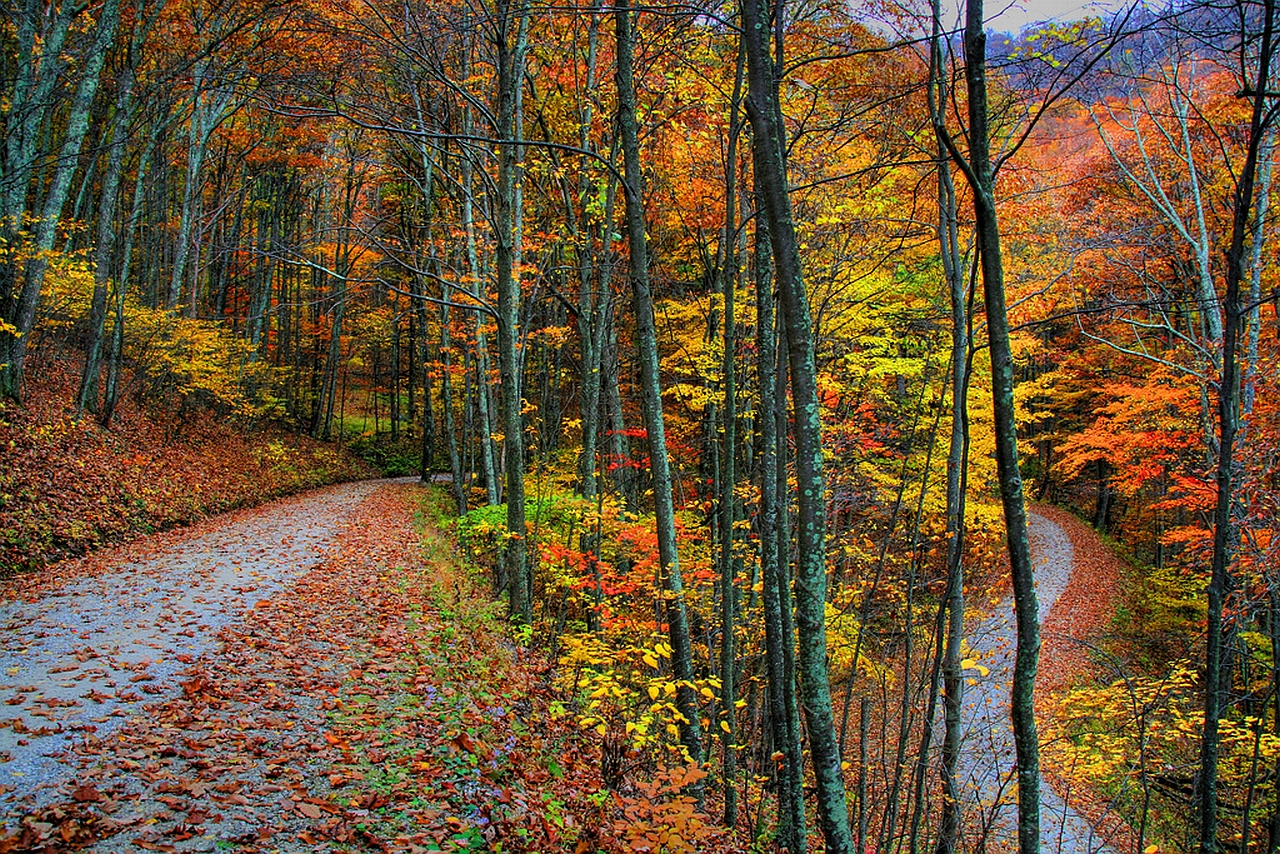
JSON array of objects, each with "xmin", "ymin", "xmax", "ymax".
[
  {"xmin": 741, "ymin": 0, "xmax": 851, "ymax": 845},
  {"xmin": 1199, "ymin": 3, "xmax": 1276, "ymax": 849},
  {"xmin": 615, "ymin": 0, "xmax": 703, "ymax": 765}
]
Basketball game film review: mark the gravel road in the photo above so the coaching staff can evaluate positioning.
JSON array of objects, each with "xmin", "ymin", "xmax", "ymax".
[
  {"xmin": 2, "ymin": 486, "xmax": 1122, "ymax": 851},
  {"xmin": 0, "ymin": 478, "xmax": 393, "ymax": 812},
  {"xmin": 956, "ymin": 511, "xmax": 1118, "ymax": 853}
]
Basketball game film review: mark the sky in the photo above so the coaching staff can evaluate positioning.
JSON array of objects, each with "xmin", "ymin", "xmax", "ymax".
[{"xmin": 982, "ymin": 0, "xmax": 1128, "ymax": 32}]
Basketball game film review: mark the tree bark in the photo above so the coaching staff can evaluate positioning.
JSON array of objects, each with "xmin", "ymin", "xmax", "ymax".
[
  {"xmin": 493, "ymin": 0, "xmax": 531, "ymax": 623},
  {"xmin": 78, "ymin": 67, "xmax": 136, "ymax": 416},
  {"xmin": 741, "ymin": 0, "xmax": 852, "ymax": 846},
  {"xmin": 957, "ymin": 3, "xmax": 1041, "ymax": 850},
  {"xmin": 615, "ymin": 0, "xmax": 703, "ymax": 765},
  {"xmin": 1198, "ymin": 3, "xmax": 1276, "ymax": 849},
  {"xmin": 755, "ymin": 168, "xmax": 807, "ymax": 853}
]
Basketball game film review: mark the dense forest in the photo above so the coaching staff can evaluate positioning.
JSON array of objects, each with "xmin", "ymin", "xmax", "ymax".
[{"xmin": 2, "ymin": 0, "xmax": 1279, "ymax": 849}]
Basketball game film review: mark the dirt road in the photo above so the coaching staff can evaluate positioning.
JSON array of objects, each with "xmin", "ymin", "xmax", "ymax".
[{"xmin": 956, "ymin": 511, "xmax": 1119, "ymax": 853}]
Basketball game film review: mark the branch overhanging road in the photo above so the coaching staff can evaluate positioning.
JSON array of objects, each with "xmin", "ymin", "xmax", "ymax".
[{"xmin": 957, "ymin": 511, "xmax": 1119, "ymax": 854}]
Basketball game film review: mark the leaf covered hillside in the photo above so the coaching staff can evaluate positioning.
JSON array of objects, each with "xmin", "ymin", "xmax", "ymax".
[{"xmin": 0, "ymin": 358, "xmax": 376, "ymax": 578}]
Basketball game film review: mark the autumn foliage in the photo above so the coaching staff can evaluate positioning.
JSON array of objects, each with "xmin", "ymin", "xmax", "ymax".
[{"xmin": 3, "ymin": 0, "xmax": 1280, "ymax": 848}]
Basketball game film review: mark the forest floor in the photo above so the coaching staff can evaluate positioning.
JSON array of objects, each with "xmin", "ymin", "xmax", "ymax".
[
  {"xmin": 0, "ymin": 479, "xmax": 624, "ymax": 853},
  {"xmin": 0, "ymin": 476, "xmax": 1129, "ymax": 853},
  {"xmin": 0, "ymin": 355, "xmax": 378, "ymax": 578}
]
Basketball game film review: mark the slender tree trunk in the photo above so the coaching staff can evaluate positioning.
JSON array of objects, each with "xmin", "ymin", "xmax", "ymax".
[
  {"xmin": 1244, "ymin": 128, "xmax": 1274, "ymax": 421},
  {"xmin": 604, "ymin": 313, "xmax": 634, "ymax": 507},
  {"xmin": 930, "ymin": 3, "xmax": 972, "ymax": 847},
  {"xmin": 441, "ymin": 288, "xmax": 466, "ymax": 514},
  {"xmin": 103, "ymin": 110, "xmax": 166, "ymax": 428},
  {"xmin": 78, "ymin": 68, "xmax": 136, "ymax": 416},
  {"xmin": 459, "ymin": 110, "xmax": 501, "ymax": 506},
  {"xmin": 319, "ymin": 296, "xmax": 345, "ymax": 440},
  {"xmin": 1199, "ymin": 4, "xmax": 1276, "ymax": 849},
  {"xmin": 956, "ymin": 3, "xmax": 1041, "ymax": 849},
  {"xmin": 718, "ymin": 43, "xmax": 745, "ymax": 828},
  {"xmin": 494, "ymin": 0, "xmax": 531, "ymax": 623},
  {"xmin": 572, "ymin": 1, "xmax": 612, "ymax": 500},
  {"xmin": 756, "ymin": 173, "xmax": 806, "ymax": 853},
  {"xmin": 615, "ymin": 0, "xmax": 703, "ymax": 765},
  {"xmin": 742, "ymin": 0, "xmax": 851, "ymax": 846}
]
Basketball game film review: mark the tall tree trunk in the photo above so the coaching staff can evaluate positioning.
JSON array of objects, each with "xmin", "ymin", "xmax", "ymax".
[
  {"xmin": 930, "ymin": 1, "xmax": 972, "ymax": 847},
  {"xmin": 604, "ymin": 312, "xmax": 634, "ymax": 507},
  {"xmin": 953, "ymin": 2, "xmax": 1041, "ymax": 849},
  {"xmin": 615, "ymin": 0, "xmax": 703, "ymax": 765},
  {"xmin": 78, "ymin": 67, "xmax": 136, "ymax": 416},
  {"xmin": 718, "ymin": 42, "xmax": 745, "ymax": 828},
  {"xmin": 168, "ymin": 67, "xmax": 236, "ymax": 313},
  {"xmin": 755, "ymin": 171, "xmax": 806, "ymax": 853},
  {"xmin": 103, "ymin": 108, "xmax": 166, "ymax": 427},
  {"xmin": 572, "ymin": 0, "xmax": 611, "ymax": 500},
  {"xmin": 441, "ymin": 287, "xmax": 467, "ymax": 514},
  {"xmin": 494, "ymin": 0, "xmax": 531, "ymax": 623},
  {"xmin": 1199, "ymin": 3, "xmax": 1276, "ymax": 849},
  {"xmin": 459, "ymin": 105, "xmax": 501, "ymax": 506},
  {"xmin": 741, "ymin": 0, "xmax": 851, "ymax": 846},
  {"xmin": 1243, "ymin": 128, "xmax": 1273, "ymax": 421}
]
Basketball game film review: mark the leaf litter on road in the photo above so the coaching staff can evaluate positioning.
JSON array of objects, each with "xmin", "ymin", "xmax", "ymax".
[{"xmin": 1, "ymin": 482, "xmax": 620, "ymax": 853}]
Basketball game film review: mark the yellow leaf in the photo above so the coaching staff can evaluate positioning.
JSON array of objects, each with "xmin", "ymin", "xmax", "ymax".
[
  {"xmin": 720, "ymin": 721, "xmax": 731, "ymax": 733},
  {"xmin": 643, "ymin": 654, "xmax": 659, "ymax": 668},
  {"xmin": 595, "ymin": 723, "xmax": 607, "ymax": 736},
  {"xmin": 648, "ymin": 685, "xmax": 660, "ymax": 700}
]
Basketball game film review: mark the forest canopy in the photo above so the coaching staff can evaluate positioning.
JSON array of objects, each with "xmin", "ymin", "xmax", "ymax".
[{"xmin": 2, "ymin": 0, "xmax": 1278, "ymax": 849}]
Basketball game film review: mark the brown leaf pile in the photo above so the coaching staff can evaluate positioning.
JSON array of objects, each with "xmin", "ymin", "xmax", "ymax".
[
  {"xmin": 0, "ymin": 355, "xmax": 376, "ymax": 578},
  {"xmin": 1036, "ymin": 504, "xmax": 1125, "ymax": 695}
]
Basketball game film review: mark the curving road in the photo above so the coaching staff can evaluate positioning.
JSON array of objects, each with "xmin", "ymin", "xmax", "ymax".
[
  {"xmin": 0, "ymin": 478, "xmax": 395, "ymax": 812},
  {"xmin": 2, "ymin": 486, "xmax": 1123, "ymax": 850},
  {"xmin": 955, "ymin": 511, "xmax": 1119, "ymax": 853}
]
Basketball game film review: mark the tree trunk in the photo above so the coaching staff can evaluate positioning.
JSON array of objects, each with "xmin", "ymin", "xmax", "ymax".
[
  {"xmin": 78, "ymin": 67, "xmax": 136, "ymax": 417},
  {"xmin": 741, "ymin": 0, "xmax": 851, "ymax": 846},
  {"xmin": 615, "ymin": 0, "xmax": 703, "ymax": 765},
  {"xmin": 1199, "ymin": 3, "xmax": 1276, "ymax": 849},
  {"xmin": 755, "ymin": 170, "xmax": 806, "ymax": 853},
  {"xmin": 957, "ymin": 3, "xmax": 1041, "ymax": 849},
  {"xmin": 718, "ymin": 42, "xmax": 745, "ymax": 828},
  {"xmin": 930, "ymin": 2, "xmax": 971, "ymax": 846},
  {"xmin": 493, "ymin": 0, "xmax": 531, "ymax": 623}
]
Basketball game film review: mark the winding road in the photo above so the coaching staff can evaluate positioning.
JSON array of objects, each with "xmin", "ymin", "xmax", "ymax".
[
  {"xmin": 956, "ymin": 511, "xmax": 1119, "ymax": 853},
  {"xmin": 1, "ymin": 484, "xmax": 1126, "ymax": 851},
  {"xmin": 0, "ymin": 479, "xmax": 396, "ymax": 818}
]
